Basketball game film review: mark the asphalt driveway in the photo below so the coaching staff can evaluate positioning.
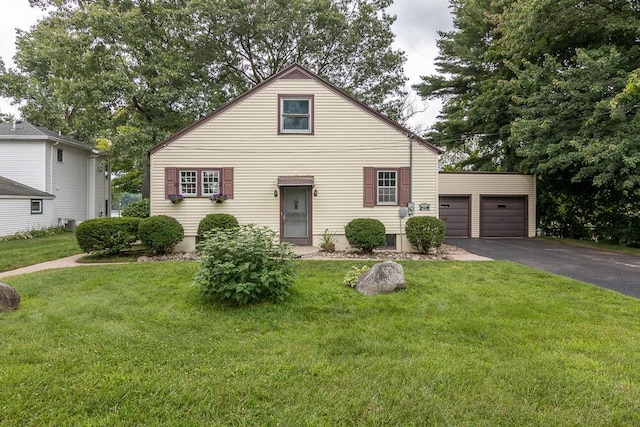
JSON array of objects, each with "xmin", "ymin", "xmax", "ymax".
[{"xmin": 446, "ymin": 238, "xmax": 640, "ymax": 298}]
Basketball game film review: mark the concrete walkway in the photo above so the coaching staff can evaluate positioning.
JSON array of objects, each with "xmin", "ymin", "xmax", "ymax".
[{"xmin": 0, "ymin": 246, "xmax": 490, "ymax": 280}]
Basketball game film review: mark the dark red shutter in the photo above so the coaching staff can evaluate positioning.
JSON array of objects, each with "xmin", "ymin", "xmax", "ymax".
[
  {"xmin": 165, "ymin": 168, "xmax": 178, "ymax": 198},
  {"xmin": 363, "ymin": 167, "xmax": 375, "ymax": 207},
  {"xmin": 222, "ymin": 167, "xmax": 234, "ymax": 199},
  {"xmin": 399, "ymin": 167, "xmax": 411, "ymax": 207}
]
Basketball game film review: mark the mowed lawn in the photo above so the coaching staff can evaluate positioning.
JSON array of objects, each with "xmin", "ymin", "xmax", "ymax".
[
  {"xmin": 2, "ymin": 260, "xmax": 640, "ymax": 426},
  {"xmin": 0, "ymin": 233, "xmax": 81, "ymax": 272}
]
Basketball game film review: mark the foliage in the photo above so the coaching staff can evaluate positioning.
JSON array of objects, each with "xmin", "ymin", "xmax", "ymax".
[
  {"xmin": 138, "ymin": 215, "xmax": 184, "ymax": 255},
  {"xmin": 195, "ymin": 224, "xmax": 296, "ymax": 305},
  {"xmin": 196, "ymin": 213, "xmax": 239, "ymax": 242},
  {"xmin": 75, "ymin": 217, "xmax": 140, "ymax": 255},
  {"xmin": 320, "ymin": 228, "xmax": 337, "ymax": 253},
  {"xmin": 1, "ymin": 0, "xmax": 408, "ymax": 185},
  {"xmin": 0, "ymin": 232, "xmax": 80, "ymax": 272},
  {"xmin": 3, "ymin": 261, "xmax": 640, "ymax": 425},
  {"xmin": 121, "ymin": 198, "xmax": 149, "ymax": 218},
  {"xmin": 405, "ymin": 216, "xmax": 446, "ymax": 254},
  {"xmin": 344, "ymin": 218, "xmax": 386, "ymax": 253},
  {"xmin": 342, "ymin": 265, "xmax": 370, "ymax": 287},
  {"xmin": 209, "ymin": 192, "xmax": 228, "ymax": 203},
  {"xmin": 0, "ymin": 226, "xmax": 70, "ymax": 242},
  {"xmin": 418, "ymin": 0, "xmax": 640, "ymax": 246}
]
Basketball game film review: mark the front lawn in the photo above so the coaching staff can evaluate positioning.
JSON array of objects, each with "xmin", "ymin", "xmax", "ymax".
[
  {"xmin": 2, "ymin": 261, "xmax": 640, "ymax": 425},
  {"xmin": 0, "ymin": 232, "xmax": 81, "ymax": 272}
]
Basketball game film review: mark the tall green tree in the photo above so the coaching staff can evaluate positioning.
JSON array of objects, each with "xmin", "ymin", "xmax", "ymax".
[
  {"xmin": 2, "ymin": 0, "xmax": 407, "ymax": 193},
  {"xmin": 419, "ymin": 0, "xmax": 640, "ymax": 245}
]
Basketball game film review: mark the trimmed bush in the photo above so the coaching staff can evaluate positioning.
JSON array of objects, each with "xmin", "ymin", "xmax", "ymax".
[
  {"xmin": 138, "ymin": 215, "xmax": 184, "ymax": 255},
  {"xmin": 195, "ymin": 224, "xmax": 296, "ymax": 305},
  {"xmin": 405, "ymin": 216, "xmax": 446, "ymax": 254},
  {"xmin": 344, "ymin": 218, "xmax": 386, "ymax": 253},
  {"xmin": 197, "ymin": 213, "xmax": 239, "ymax": 241},
  {"xmin": 75, "ymin": 217, "xmax": 141, "ymax": 254},
  {"xmin": 121, "ymin": 198, "xmax": 149, "ymax": 218}
]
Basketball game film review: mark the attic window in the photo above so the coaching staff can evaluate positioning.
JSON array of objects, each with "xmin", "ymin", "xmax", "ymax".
[
  {"xmin": 279, "ymin": 95, "xmax": 313, "ymax": 134},
  {"xmin": 57, "ymin": 148, "xmax": 64, "ymax": 162}
]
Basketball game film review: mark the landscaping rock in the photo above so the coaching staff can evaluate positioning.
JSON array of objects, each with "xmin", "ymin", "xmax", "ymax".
[
  {"xmin": 0, "ymin": 282, "xmax": 20, "ymax": 312},
  {"xmin": 355, "ymin": 261, "xmax": 406, "ymax": 296}
]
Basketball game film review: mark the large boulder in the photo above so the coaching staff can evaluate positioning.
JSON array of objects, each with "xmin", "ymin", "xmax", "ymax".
[
  {"xmin": 355, "ymin": 261, "xmax": 406, "ymax": 296},
  {"xmin": 0, "ymin": 282, "xmax": 20, "ymax": 312}
]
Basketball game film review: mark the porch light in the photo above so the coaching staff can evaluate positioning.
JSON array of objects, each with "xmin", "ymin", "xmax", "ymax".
[
  {"xmin": 274, "ymin": 189, "xmax": 278, "ymax": 197},
  {"xmin": 313, "ymin": 188, "xmax": 318, "ymax": 197}
]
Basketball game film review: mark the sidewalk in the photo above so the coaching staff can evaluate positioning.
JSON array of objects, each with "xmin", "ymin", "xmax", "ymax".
[{"xmin": 0, "ymin": 246, "xmax": 491, "ymax": 280}]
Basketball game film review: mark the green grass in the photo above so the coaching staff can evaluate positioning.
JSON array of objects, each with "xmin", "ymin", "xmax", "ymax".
[
  {"xmin": 2, "ymin": 260, "xmax": 640, "ymax": 425},
  {"xmin": 540, "ymin": 237, "xmax": 640, "ymax": 256},
  {"xmin": 0, "ymin": 233, "xmax": 81, "ymax": 272}
]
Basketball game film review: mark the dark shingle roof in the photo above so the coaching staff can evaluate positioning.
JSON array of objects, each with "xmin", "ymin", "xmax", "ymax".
[
  {"xmin": 0, "ymin": 176, "xmax": 55, "ymax": 198},
  {"xmin": 0, "ymin": 120, "xmax": 97, "ymax": 152}
]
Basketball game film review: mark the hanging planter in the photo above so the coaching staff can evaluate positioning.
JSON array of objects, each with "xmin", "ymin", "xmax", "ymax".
[
  {"xmin": 168, "ymin": 194, "xmax": 184, "ymax": 204},
  {"xmin": 209, "ymin": 193, "xmax": 229, "ymax": 204}
]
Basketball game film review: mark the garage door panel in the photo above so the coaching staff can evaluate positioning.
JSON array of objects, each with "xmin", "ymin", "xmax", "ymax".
[
  {"xmin": 439, "ymin": 196, "xmax": 470, "ymax": 238},
  {"xmin": 480, "ymin": 196, "xmax": 526, "ymax": 238}
]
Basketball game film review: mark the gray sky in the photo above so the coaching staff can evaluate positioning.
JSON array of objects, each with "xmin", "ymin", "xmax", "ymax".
[{"xmin": 0, "ymin": 0, "xmax": 453, "ymax": 129}]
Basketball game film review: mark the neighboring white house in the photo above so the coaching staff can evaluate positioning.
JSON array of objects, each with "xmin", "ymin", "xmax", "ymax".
[
  {"xmin": 0, "ymin": 121, "xmax": 111, "ymax": 236},
  {"xmin": 148, "ymin": 64, "xmax": 536, "ymax": 252}
]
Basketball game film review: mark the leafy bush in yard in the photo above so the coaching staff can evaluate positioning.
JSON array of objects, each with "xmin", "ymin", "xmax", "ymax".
[
  {"xmin": 138, "ymin": 215, "xmax": 184, "ymax": 255},
  {"xmin": 197, "ymin": 213, "xmax": 239, "ymax": 241},
  {"xmin": 75, "ymin": 217, "xmax": 140, "ymax": 254},
  {"xmin": 345, "ymin": 218, "xmax": 386, "ymax": 253},
  {"xmin": 195, "ymin": 224, "xmax": 296, "ymax": 305},
  {"xmin": 0, "ymin": 226, "xmax": 70, "ymax": 242},
  {"xmin": 121, "ymin": 198, "xmax": 149, "ymax": 218},
  {"xmin": 342, "ymin": 265, "xmax": 370, "ymax": 287},
  {"xmin": 405, "ymin": 216, "xmax": 446, "ymax": 254}
]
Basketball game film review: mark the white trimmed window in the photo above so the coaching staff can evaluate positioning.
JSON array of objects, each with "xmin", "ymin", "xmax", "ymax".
[
  {"xmin": 31, "ymin": 199, "xmax": 43, "ymax": 214},
  {"xmin": 280, "ymin": 96, "xmax": 312, "ymax": 133},
  {"xmin": 179, "ymin": 170, "xmax": 197, "ymax": 196},
  {"xmin": 377, "ymin": 170, "xmax": 397, "ymax": 205},
  {"xmin": 202, "ymin": 170, "xmax": 220, "ymax": 196}
]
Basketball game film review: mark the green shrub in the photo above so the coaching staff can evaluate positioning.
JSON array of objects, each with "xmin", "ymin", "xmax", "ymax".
[
  {"xmin": 0, "ymin": 226, "xmax": 70, "ymax": 242},
  {"xmin": 342, "ymin": 265, "xmax": 370, "ymax": 287},
  {"xmin": 344, "ymin": 218, "xmax": 386, "ymax": 253},
  {"xmin": 197, "ymin": 213, "xmax": 239, "ymax": 241},
  {"xmin": 138, "ymin": 215, "xmax": 184, "ymax": 255},
  {"xmin": 195, "ymin": 224, "xmax": 296, "ymax": 305},
  {"xmin": 121, "ymin": 198, "xmax": 149, "ymax": 218},
  {"xmin": 405, "ymin": 216, "xmax": 446, "ymax": 254},
  {"xmin": 75, "ymin": 218, "xmax": 141, "ymax": 254}
]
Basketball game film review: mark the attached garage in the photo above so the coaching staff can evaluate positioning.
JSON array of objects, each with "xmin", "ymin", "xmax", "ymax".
[
  {"xmin": 480, "ymin": 196, "xmax": 527, "ymax": 237},
  {"xmin": 438, "ymin": 172, "xmax": 536, "ymax": 238},
  {"xmin": 439, "ymin": 195, "xmax": 470, "ymax": 237}
]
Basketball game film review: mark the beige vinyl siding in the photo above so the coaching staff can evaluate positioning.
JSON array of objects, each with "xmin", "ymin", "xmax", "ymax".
[
  {"xmin": 438, "ymin": 172, "xmax": 536, "ymax": 238},
  {"xmin": 151, "ymin": 78, "xmax": 439, "ymax": 251}
]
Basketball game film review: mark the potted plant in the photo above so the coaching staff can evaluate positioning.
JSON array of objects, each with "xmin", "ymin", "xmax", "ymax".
[
  {"xmin": 168, "ymin": 194, "xmax": 184, "ymax": 204},
  {"xmin": 209, "ymin": 192, "xmax": 229, "ymax": 204}
]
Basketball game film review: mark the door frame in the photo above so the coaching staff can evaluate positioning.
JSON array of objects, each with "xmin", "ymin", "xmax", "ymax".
[{"xmin": 279, "ymin": 185, "xmax": 313, "ymax": 245}]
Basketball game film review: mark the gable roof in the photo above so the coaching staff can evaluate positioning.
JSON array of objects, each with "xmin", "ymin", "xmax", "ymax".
[
  {"xmin": 148, "ymin": 63, "xmax": 442, "ymax": 155},
  {"xmin": 0, "ymin": 176, "xmax": 55, "ymax": 198},
  {"xmin": 0, "ymin": 120, "xmax": 99, "ymax": 153}
]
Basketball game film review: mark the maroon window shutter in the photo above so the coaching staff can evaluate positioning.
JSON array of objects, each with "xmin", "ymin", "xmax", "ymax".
[
  {"xmin": 399, "ymin": 167, "xmax": 411, "ymax": 207},
  {"xmin": 363, "ymin": 167, "xmax": 375, "ymax": 207},
  {"xmin": 222, "ymin": 167, "xmax": 234, "ymax": 199},
  {"xmin": 165, "ymin": 168, "xmax": 178, "ymax": 198}
]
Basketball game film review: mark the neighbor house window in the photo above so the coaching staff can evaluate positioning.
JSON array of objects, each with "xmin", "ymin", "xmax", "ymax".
[
  {"xmin": 279, "ymin": 95, "xmax": 313, "ymax": 134},
  {"xmin": 57, "ymin": 148, "xmax": 63, "ymax": 162},
  {"xmin": 179, "ymin": 170, "xmax": 197, "ymax": 196},
  {"xmin": 201, "ymin": 170, "xmax": 220, "ymax": 196},
  {"xmin": 31, "ymin": 199, "xmax": 43, "ymax": 214},
  {"xmin": 377, "ymin": 170, "xmax": 397, "ymax": 205}
]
